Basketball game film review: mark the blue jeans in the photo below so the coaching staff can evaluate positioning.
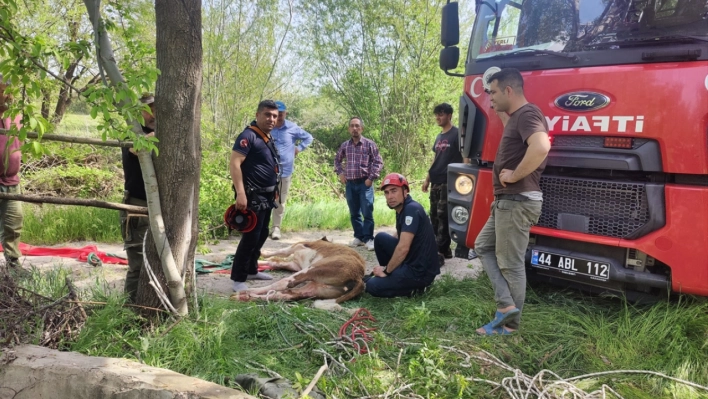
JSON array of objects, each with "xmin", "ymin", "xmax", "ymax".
[
  {"xmin": 365, "ymin": 233, "xmax": 435, "ymax": 298},
  {"xmin": 345, "ymin": 179, "xmax": 375, "ymax": 242}
]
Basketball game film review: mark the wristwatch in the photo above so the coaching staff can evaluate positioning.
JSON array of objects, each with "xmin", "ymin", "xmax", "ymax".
[{"xmin": 383, "ymin": 268, "xmax": 392, "ymax": 276}]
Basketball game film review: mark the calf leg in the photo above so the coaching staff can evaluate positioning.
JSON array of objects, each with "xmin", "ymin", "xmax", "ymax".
[
  {"xmin": 257, "ymin": 259, "xmax": 302, "ymax": 272},
  {"xmin": 230, "ymin": 270, "xmax": 304, "ymax": 301},
  {"xmin": 260, "ymin": 244, "xmax": 305, "ymax": 259},
  {"xmin": 286, "ymin": 262, "xmax": 363, "ymax": 288},
  {"xmin": 246, "ymin": 281, "xmax": 345, "ymax": 301}
]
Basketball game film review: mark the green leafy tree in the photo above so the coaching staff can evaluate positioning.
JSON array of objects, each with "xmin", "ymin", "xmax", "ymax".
[
  {"xmin": 199, "ymin": 0, "xmax": 289, "ymax": 233},
  {"xmin": 297, "ymin": 0, "xmax": 461, "ymax": 176},
  {"xmin": 1, "ymin": 0, "xmax": 200, "ymax": 316}
]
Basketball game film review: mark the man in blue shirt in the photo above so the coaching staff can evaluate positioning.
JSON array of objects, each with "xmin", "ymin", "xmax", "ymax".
[
  {"xmin": 269, "ymin": 101, "xmax": 313, "ymax": 240},
  {"xmin": 365, "ymin": 173, "xmax": 440, "ymax": 297}
]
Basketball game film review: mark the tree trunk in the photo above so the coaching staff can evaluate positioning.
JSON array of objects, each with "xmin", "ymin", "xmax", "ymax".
[
  {"xmin": 136, "ymin": 0, "xmax": 202, "ymax": 310},
  {"xmin": 40, "ymin": 88, "xmax": 51, "ymax": 119},
  {"xmin": 51, "ymin": 61, "xmax": 78, "ymax": 125},
  {"xmin": 83, "ymin": 0, "xmax": 189, "ymax": 316},
  {"xmin": 52, "ymin": 19, "xmax": 80, "ymax": 125}
]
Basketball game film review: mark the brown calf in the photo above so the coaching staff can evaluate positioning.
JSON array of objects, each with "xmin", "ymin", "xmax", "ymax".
[{"xmin": 230, "ymin": 238, "xmax": 366, "ymax": 309}]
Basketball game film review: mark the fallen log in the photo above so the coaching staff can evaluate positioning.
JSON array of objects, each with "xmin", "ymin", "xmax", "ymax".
[
  {"xmin": 0, "ymin": 128, "xmax": 132, "ymax": 148},
  {"xmin": 0, "ymin": 192, "xmax": 148, "ymax": 214}
]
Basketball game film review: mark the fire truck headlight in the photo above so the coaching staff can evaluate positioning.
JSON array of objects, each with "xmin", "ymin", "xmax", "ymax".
[
  {"xmin": 451, "ymin": 206, "xmax": 469, "ymax": 225},
  {"xmin": 455, "ymin": 175, "xmax": 474, "ymax": 195}
]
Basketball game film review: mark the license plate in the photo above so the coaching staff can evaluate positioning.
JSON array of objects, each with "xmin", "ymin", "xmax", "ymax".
[{"xmin": 530, "ymin": 250, "xmax": 610, "ymax": 281}]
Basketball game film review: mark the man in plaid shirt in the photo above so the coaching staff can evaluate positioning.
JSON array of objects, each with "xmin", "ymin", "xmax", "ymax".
[{"xmin": 335, "ymin": 117, "xmax": 384, "ymax": 251}]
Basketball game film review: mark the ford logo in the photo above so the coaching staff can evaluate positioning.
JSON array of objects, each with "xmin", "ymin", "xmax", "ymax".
[{"xmin": 554, "ymin": 92, "xmax": 610, "ymax": 112}]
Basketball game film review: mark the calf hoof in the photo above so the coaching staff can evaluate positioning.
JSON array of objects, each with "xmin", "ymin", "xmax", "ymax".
[{"xmin": 229, "ymin": 292, "xmax": 251, "ymax": 301}]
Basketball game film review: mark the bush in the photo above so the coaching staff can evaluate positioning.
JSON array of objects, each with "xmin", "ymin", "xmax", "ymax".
[
  {"xmin": 23, "ymin": 163, "xmax": 121, "ymax": 199},
  {"xmin": 198, "ymin": 149, "xmax": 235, "ymax": 240}
]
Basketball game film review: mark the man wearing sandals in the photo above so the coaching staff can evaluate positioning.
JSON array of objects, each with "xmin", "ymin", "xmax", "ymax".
[{"xmin": 474, "ymin": 68, "xmax": 550, "ymax": 335}]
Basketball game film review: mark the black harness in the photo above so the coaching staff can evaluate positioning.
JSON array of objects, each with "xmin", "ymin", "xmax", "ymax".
[{"xmin": 233, "ymin": 124, "xmax": 282, "ymax": 211}]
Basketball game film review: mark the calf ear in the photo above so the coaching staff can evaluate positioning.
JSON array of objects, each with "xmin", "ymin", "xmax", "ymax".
[{"xmin": 320, "ymin": 236, "xmax": 331, "ymax": 242}]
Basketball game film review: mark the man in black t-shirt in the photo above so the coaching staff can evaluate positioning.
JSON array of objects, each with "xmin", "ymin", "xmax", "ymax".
[
  {"xmin": 422, "ymin": 103, "xmax": 466, "ymax": 261},
  {"xmin": 474, "ymin": 68, "xmax": 550, "ymax": 335},
  {"xmin": 120, "ymin": 93, "xmax": 155, "ymax": 303},
  {"xmin": 365, "ymin": 173, "xmax": 440, "ymax": 298},
  {"xmin": 230, "ymin": 100, "xmax": 281, "ymax": 292}
]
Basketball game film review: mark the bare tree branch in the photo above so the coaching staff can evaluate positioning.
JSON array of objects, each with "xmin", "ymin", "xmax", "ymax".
[{"xmin": 0, "ymin": 192, "xmax": 148, "ymax": 214}]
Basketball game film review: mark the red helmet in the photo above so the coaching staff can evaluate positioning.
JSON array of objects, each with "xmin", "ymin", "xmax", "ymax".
[
  {"xmin": 224, "ymin": 204, "xmax": 258, "ymax": 233},
  {"xmin": 379, "ymin": 173, "xmax": 409, "ymax": 191}
]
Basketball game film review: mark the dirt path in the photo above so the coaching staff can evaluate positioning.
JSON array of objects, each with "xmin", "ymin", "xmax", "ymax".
[{"xmin": 14, "ymin": 228, "xmax": 482, "ymax": 297}]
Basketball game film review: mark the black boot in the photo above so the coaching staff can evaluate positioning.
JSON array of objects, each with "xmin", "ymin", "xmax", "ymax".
[{"xmin": 442, "ymin": 248, "xmax": 453, "ymax": 259}]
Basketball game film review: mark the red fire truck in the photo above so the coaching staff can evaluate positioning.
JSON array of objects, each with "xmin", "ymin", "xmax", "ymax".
[{"xmin": 439, "ymin": 0, "xmax": 708, "ymax": 298}]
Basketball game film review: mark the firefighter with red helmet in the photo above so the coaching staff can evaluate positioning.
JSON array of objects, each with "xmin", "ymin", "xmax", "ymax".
[{"xmin": 364, "ymin": 173, "xmax": 441, "ymax": 297}]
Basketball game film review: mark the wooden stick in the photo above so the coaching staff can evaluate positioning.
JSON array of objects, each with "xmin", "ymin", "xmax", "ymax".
[
  {"xmin": 158, "ymin": 318, "xmax": 183, "ymax": 337},
  {"xmin": 0, "ymin": 128, "xmax": 132, "ymax": 148},
  {"xmin": 0, "ymin": 192, "xmax": 148, "ymax": 214},
  {"xmin": 301, "ymin": 362, "xmax": 328, "ymax": 398},
  {"xmin": 143, "ymin": 236, "xmax": 179, "ymax": 316}
]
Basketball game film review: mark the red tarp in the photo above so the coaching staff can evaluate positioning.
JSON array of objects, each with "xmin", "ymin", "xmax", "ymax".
[{"xmin": 1, "ymin": 243, "xmax": 128, "ymax": 265}]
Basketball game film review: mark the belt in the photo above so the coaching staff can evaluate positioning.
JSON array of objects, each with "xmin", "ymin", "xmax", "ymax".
[
  {"xmin": 248, "ymin": 185, "xmax": 277, "ymax": 193},
  {"xmin": 495, "ymin": 194, "xmax": 530, "ymax": 201},
  {"xmin": 348, "ymin": 177, "xmax": 368, "ymax": 183}
]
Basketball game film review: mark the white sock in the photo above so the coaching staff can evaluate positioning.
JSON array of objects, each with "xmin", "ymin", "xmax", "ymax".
[
  {"xmin": 247, "ymin": 272, "xmax": 273, "ymax": 280},
  {"xmin": 232, "ymin": 281, "xmax": 248, "ymax": 292}
]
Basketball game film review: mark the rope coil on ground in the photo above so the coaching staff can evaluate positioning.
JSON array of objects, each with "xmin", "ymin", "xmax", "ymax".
[
  {"xmin": 442, "ymin": 346, "xmax": 708, "ymax": 399},
  {"xmin": 338, "ymin": 308, "xmax": 377, "ymax": 355}
]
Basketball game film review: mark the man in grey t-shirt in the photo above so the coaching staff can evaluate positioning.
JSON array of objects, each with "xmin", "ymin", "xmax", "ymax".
[{"xmin": 474, "ymin": 68, "xmax": 551, "ymax": 335}]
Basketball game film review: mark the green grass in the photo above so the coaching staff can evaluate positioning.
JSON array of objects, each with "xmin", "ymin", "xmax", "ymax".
[
  {"xmin": 20, "ymin": 112, "xmax": 708, "ymax": 397},
  {"xmin": 54, "ymin": 113, "xmax": 99, "ymax": 137},
  {"xmin": 19, "ymin": 195, "xmax": 429, "ymax": 245},
  {"xmin": 21, "ymin": 204, "xmax": 121, "ymax": 245},
  {"xmin": 25, "ymin": 112, "xmax": 433, "ymax": 241},
  {"xmin": 58, "ymin": 273, "xmax": 708, "ymax": 399},
  {"xmin": 280, "ymin": 194, "xmax": 430, "ymax": 232}
]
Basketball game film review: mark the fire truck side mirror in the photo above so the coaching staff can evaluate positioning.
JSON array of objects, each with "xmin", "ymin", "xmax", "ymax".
[
  {"xmin": 440, "ymin": 47, "xmax": 460, "ymax": 71},
  {"xmin": 441, "ymin": 2, "xmax": 460, "ymax": 47}
]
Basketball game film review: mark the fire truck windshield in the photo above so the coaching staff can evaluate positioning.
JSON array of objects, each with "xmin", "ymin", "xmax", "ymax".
[{"xmin": 468, "ymin": 0, "xmax": 708, "ymax": 60}]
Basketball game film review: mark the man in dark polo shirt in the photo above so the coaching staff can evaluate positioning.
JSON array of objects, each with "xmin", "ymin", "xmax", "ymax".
[
  {"xmin": 365, "ymin": 173, "xmax": 440, "ymax": 298},
  {"xmin": 230, "ymin": 100, "xmax": 281, "ymax": 292},
  {"xmin": 474, "ymin": 68, "xmax": 551, "ymax": 335}
]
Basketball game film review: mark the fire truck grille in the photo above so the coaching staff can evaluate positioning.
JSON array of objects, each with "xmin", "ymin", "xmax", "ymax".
[
  {"xmin": 552, "ymin": 135, "xmax": 650, "ymax": 149},
  {"xmin": 538, "ymin": 176, "xmax": 651, "ymax": 239}
]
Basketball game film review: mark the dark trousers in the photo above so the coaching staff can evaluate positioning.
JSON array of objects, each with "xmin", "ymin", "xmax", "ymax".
[
  {"xmin": 120, "ymin": 194, "xmax": 149, "ymax": 303},
  {"xmin": 365, "ymin": 232, "xmax": 435, "ymax": 298},
  {"xmin": 231, "ymin": 207, "xmax": 273, "ymax": 282},
  {"xmin": 429, "ymin": 183, "xmax": 451, "ymax": 254}
]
